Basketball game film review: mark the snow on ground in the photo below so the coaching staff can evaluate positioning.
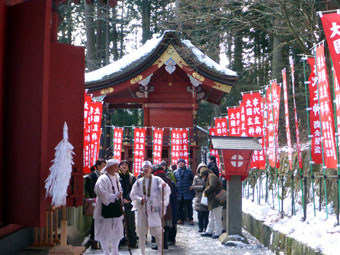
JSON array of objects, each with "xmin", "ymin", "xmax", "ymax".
[
  {"xmin": 85, "ymin": 216, "xmax": 274, "ymax": 255},
  {"xmin": 243, "ymin": 197, "xmax": 340, "ymax": 255}
]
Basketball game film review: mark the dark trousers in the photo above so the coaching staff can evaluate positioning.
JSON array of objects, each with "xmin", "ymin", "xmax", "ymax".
[
  {"xmin": 168, "ymin": 224, "xmax": 177, "ymax": 243},
  {"xmin": 197, "ymin": 211, "xmax": 209, "ymax": 231},
  {"xmin": 178, "ymin": 199, "xmax": 193, "ymax": 221},
  {"xmin": 124, "ymin": 206, "xmax": 137, "ymax": 247},
  {"xmin": 90, "ymin": 219, "xmax": 95, "ymax": 240}
]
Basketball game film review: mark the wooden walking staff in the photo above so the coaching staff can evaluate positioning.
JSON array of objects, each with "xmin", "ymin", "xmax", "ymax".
[
  {"xmin": 161, "ymin": 185, "xmax": 165, "ymax": 255},
  {"xmin": 120, "ymin": 200, "xmax": 132, "ymax": 255}
]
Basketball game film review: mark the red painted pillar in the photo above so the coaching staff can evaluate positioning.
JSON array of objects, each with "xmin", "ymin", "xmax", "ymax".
[{"xmin": 0, "ymin": 0, "xmax": 6, "ymax": 226}]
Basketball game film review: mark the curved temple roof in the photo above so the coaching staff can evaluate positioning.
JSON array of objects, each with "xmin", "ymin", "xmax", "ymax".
[{"xmin": 85, "ymin": 31, "xmax": 238, "ymax": 99}]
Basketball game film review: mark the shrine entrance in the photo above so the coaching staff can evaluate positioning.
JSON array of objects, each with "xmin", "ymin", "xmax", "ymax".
[{"xmin": 85, "ymin": 31, "xmax": 238, "ymax": 171}]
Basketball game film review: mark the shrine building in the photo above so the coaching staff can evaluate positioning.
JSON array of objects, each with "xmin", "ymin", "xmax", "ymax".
[{"xmin": 85, "ymin": 31, "xmax": 238, "ymax": 171}]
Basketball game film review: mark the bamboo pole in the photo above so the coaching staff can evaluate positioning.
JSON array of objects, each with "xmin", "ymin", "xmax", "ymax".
[
  {"xmin": 60, "ymin": 206, "xmax": 67, "ymax": 246},
  {"xmin": 290, "ymin": 58, "xmax": 303, "ymax": 216},
  {"xmin": 330, "ymin": 62, "xmax": 340, "ymax": 225},
  {"xmin": 54, "ymin": 209, "xmax": 58, "ymax": 243},
  {"xmin": 313, "ymin": 47, "xmax": 329, "ymax": 219},
  {"xmin": 49, "ymin": 210, "xmax": 53, "ymax": 245},
  {"xmin": 34, "ymin": 227, "xmax": 38, "ymax": 245},
  {"xmin": 303, "ymin": 57, "xmax": 316, "ymax": 217}
]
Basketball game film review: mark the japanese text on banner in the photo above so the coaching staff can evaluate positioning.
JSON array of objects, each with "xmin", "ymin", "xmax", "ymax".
[
  {"xmin": 83, "ymin": 94, "xmax": 92, "ymax": 174},
  {"xmin": 308, "ymin": 58, "xmax": 323, "ymax": 164},
  {"xmin": 153, "ymin": 129, "xmax": 164, "ymax": 164},
  {"xmin": 267, "ymin": 81, "xmax": 281, "ymax": 168},
  {"xmin": 113, "ymin": 128, "xmax": 124, "ymax": 162},
  {"xmin": 282, "ymin": 68, "xmax": 293, "ymax": 170},
  {"xmin": 214, "ymin": 117, "xmax": 228, "ymax": 136},
  {"xmin": 181, "ymin": 129, "xmax": 189, "ymax": 165},
  {"xmin": 315, "ymin": 44, "xmax": 337, "ymax": 168},
  {"xmin": 90, "ymin": 101, "xmax": 103, "ymax": 167},
  {"xmin": 321, "ymin": 13, "xmax": 340, "ymax": 84},
  {"xmin": 242, "ymin": 92, "xmax": 265, "ymax": 169},
  {"xmin": 133, "ymin": 128, "xmax": 146, "ymax": 176},
  {"xmin": 171, "ymin": 129, "xmax": 182, "ymax": 165},
  {"xmin": 228, "ymin": 107, "xmax": 241, "ymax": 136}
]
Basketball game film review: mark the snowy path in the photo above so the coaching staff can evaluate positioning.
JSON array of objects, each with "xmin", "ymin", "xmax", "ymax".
[{"xmin": 85, "ymin": 223, "xmax": 274, "ymax": 255}]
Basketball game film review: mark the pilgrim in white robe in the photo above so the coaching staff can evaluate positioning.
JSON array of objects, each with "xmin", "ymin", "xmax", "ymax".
[
  {"xmin": 130, "ymin": 175, "xmax": 171, "ymax": 255},
  {"xmin": 94, "ymin": 173, "xmax": 124, "ymax": 255}
]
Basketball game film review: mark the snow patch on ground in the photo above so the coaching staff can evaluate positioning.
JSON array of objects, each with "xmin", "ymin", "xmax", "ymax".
[{"xmin": 243, "ymin": 198, "xmax": 340, "ymax": 255}]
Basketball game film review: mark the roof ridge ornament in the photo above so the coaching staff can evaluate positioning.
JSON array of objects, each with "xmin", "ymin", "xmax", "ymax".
[
  {"xmin": 138, "ymin": 73, "xmax": 153, "ymax": 87},
  {"xmin": 187, "ymin": 74, "xmax": 202, "ymax": 87},
  {"xmin": 165, "ymin": 57, "xmax": 176, "ymax": 74}
]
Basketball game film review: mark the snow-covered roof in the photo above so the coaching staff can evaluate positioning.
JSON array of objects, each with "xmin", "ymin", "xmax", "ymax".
[
  {"xmin": 85, "ymin": 34, "xmax": 165, "ymax": 83},
  {"xmin": 85, "ymin": 31, "xmax": 237, "ymax": 86},
  {"xmin": 181, "ymin": 40, "xmax": 237, "ymax": 77}
]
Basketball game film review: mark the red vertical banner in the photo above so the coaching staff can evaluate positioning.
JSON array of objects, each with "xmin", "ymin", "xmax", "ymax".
[
  {"xmin": 290, "ymin": 58, "xmax": 303, "ymax": 169},
  {"xmin": 333, "ymin": 68, "xmax": 340, "ymax": 152},
  {"xmin": 171, "ymin": 129, "xmax": 182, "ymax": 165},
  {"xmin": 214, "ymin": 117, "xmax": 228, "ymax": 136},
  {"xmin": 153, "ymin": 128, "xmax": 164, "ymax": 164},
  {"xmin": 240, "ymin": 103, "xmax": 247, "ymax": 137},
  {"xmin": 83, "ymin": 94, "xmax": 92, "ymax": 173},
  {"xmin": 228, "ymin": 107, "xmax": 241, "ymax": 136},
  {"xmin": 267, "ymin": 81, "xmax": 281, "ymax": 168},
  {"xmin": 133, "ymin": 127, "xmax": 146, "ymax": 176},
  {"xmin": 209, "ymin": 127, "xmax": 221, "ymax": 173},
  {"xmin": 113, "ymin": 128, "xmax": 124, "ymax": 162},
  {"xmin": 308, "ymin": 58, "xmax": 323, "ymax": 164},
  {"xmin": 209, "ymin": 127, "xmax": 216, "ymax": 136},
  {"xmin": 90, "ymin": 101, "xmax": 103, "ymax": 166},
  {"xmin": 282, "ymin": 68, "xmax": 293, "ymax": 170},
  {"xmin": 315, "ymin": 44, "xmax": 337, "ymax": 168},
  {"xmin": 320, "ymin": 12, "xmax": 340, "ymax": 82},
  {"xmin": 180, "ymin": 129, "xmax": 189, "ymax": 165},
  {"xmin": 243, "ymin": 92, "xmax": 264, "ymax": 168}
]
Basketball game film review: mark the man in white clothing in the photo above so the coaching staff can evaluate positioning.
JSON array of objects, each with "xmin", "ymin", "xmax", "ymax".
[
  {"xmin": 93, "ymin": 159, "xmax": 124, "ymax": 255},
  {"xmin": 130, "ymin": 161, "xmax": 171, "ymax": 255}
]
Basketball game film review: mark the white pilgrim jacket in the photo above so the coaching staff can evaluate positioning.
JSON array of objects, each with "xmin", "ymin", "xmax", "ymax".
[
  {"xmin": 93, "ymin": 172, "xmax": 124, "ymax": 242},
  {"xmin": 130, "ymin": 175, "xmax": 171, "ymax": 227}
]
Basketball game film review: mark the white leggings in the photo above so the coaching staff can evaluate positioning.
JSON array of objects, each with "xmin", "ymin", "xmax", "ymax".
[
  {"xmin": 100, "ymin": 238, "xmax": 120, "ymax": 255},
  {"xmin": 136, "ymin": 213, "xmax": 163, "ymax": 255}
]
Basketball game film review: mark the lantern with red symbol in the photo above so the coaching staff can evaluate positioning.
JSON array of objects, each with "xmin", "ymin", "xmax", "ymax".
[{"xmin": 210, "ymin": 136, "xmax": 262, "ymax": 181}]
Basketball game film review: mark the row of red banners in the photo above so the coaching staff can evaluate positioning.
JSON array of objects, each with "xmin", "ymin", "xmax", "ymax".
[
  {"xmin": 83, "ymin": 94, "xmax": 103, "ymax": 174},
  {"xmin": 111, "ymin": 127, "xmax": 189, "ymax": 176}
]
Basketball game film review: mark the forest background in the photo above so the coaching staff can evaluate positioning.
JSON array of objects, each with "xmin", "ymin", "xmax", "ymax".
[{"xmin": 56, "ymin": 0, "xmax": 340, "ymax": 145}]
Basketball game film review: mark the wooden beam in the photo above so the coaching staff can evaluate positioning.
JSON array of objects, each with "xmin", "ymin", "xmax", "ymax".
[
  {"xmin": 104, "ymin": 97, "xmax": 147, "ymax": 104},
  {"xmin": 109, "ymin": 104, "xmax": 142, "ymax": 109},
  {"xmin": 6, "ymin": 0, "xmax": 27, "ymax": 6}
]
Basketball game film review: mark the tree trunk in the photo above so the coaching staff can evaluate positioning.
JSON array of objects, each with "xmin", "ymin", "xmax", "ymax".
[
  {"xmin": 96, "ymin": 4, "xmax": 103, "ymax": 68},
  {"xmin": 105, "ymin": 2, "xmax": 110, "ymax": 65},
  {"xmin": 271, "ymin": 18, "xmax": 283, "ymax": 81},
  {"xmin": 85, "ymin": 2, "xmax": 96, "ymax": 71},
  {"xmin": 111, "ymin": 7, "xmax": 119, "ymax": 61},
  {"xmin": 233, "ymin": 33, "xmax": 243, "ymax": 73},
  {"xmin": 142, "ymin": 0, "xmax": 152, "ymax": 44}
]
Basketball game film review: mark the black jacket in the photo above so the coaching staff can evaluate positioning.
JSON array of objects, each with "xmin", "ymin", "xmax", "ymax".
[
  {"xmin": 119, "ymin": 171, "xmax": 136, "ymax": 208},
  {"xmin": 85, "ymin": 171, "xmax": 99, "ymax": 198},
  {"xmin": 207, "ymin": 162, "xmax": 219, "ymax": 178}
]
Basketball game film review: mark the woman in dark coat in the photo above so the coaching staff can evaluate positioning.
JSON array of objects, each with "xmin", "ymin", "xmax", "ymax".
[{"xmin": 192, "ymin": 163, "xmax": 209, "ymax": 232}]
